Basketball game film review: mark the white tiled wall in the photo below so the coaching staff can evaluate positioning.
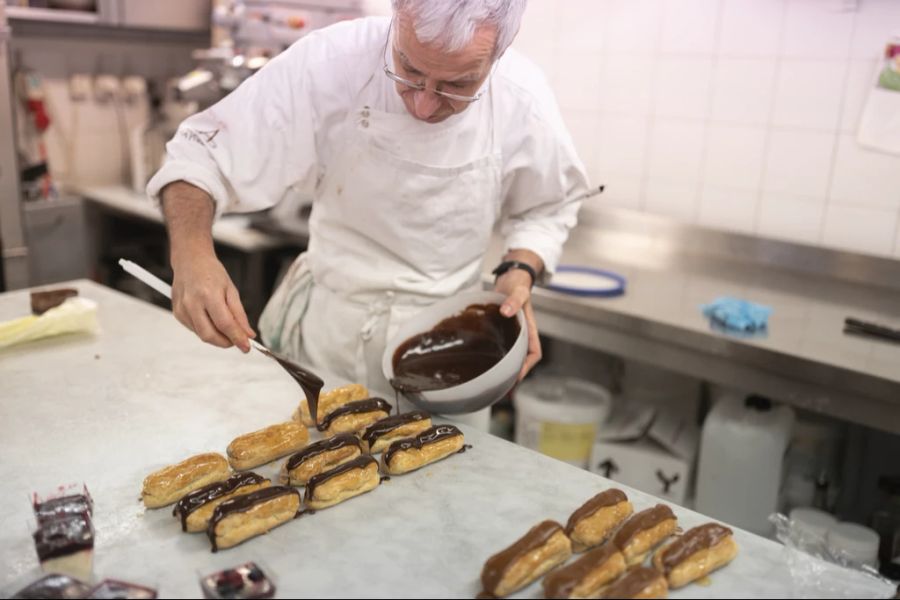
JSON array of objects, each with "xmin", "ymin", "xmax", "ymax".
[{"xmin": 513, "ymin": 0, "xmax": 900, "ymax": 259}]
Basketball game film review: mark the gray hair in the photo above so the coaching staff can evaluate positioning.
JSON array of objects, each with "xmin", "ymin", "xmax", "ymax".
[{"xmin": 391, "ymin": 0, "xmax": 527, "ymax": 56}]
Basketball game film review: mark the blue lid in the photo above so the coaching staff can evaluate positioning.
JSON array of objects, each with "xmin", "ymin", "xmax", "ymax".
[{"xmin": 544, "ymin": 265, "xmax": 626, "ymax": 297}]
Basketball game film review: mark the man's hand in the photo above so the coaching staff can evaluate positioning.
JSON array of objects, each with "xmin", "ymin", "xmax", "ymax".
[
  {"xmin": 494, "ymin": 250, "xmax": 544, "ymax": 380},
  {"xmin": 171, "ymin": 252, "xmax": 255, "ymax": 353},
  {"xmin": 162, "ymin": 181, "xmax": 255, "ymax": 353}
]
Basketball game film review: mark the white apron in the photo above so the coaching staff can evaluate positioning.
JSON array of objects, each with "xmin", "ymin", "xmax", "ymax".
[{"xmin": 259, "ymin": 69, "xmax": 502, "ymax": 430}]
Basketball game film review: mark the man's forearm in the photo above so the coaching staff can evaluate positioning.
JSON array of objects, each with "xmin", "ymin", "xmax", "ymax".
[{"xmin": 161, "ymin": 181, "xmax": 217, "ymax": 265}]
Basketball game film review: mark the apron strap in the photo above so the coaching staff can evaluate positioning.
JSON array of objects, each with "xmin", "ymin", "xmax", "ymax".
[{"xmin": 354, "ymin": 291, "xmax": 395, "ymax": 384}]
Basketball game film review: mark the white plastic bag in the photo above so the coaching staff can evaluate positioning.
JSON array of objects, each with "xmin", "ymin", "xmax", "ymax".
[
  {"xmin": 0, "ymin": 297, "xmax": 98, "ymax": 349},
  {"xmin": 770, "ymin": 513, "xmax": 897, "ymax": 599}
]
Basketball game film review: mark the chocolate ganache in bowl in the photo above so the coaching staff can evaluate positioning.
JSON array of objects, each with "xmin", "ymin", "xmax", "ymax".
[{"xmin": 382, "ymin": 291, "xmax": 527, "ymax": 414}]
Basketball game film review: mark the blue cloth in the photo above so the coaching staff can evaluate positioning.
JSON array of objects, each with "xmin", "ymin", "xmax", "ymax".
[{"xmin": 701, "ymin": 296, "xmax": 772, "ymax": 334}]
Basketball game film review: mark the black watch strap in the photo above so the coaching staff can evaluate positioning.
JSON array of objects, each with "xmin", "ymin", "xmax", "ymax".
[{"xmin": 492, "ymin": 260, "xmax": 537, "ymax": 288}]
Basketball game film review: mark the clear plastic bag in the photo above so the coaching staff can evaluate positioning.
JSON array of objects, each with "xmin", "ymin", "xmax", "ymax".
[{"xmin": 770, "ymin": 513, "xmax": 898, "ymax": 599}]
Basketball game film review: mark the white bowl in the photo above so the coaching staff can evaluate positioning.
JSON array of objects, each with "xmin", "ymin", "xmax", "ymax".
[{"xmin": 382, "ymin": 291, "xmax": 527, "ymax": 414}]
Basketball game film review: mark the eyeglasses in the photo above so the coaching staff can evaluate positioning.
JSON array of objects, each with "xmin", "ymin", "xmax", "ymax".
[{"xmin": 382, "ymin": 19, "xmax": 489, "ymax": 104}]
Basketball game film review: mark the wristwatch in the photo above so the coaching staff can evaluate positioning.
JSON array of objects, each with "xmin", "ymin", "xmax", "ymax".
[{"xmin": 491, "ymin": 260, "xmax": 537, "ymax": 288}]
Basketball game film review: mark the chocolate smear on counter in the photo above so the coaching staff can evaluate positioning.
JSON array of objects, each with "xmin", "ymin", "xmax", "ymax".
[
  {"xmin": 172, "ymin": 472, "xmax": 266, "ymax": 531},
  {"xmin": 481, "ymin": 521, "xmax": 563, "ymax": 594},
  {"xmin": 659, "ymin": 523, "xmax": 732, "ymax": 574},
  {"xmin": 317, "ymin": 398, "xmax": 391, "ymax": 432},
  {"xmin": 207, "ymin": 486, "xmax": 299, "ymax": 553},
  {"xmin": 544, "ymin": 543, "xmax": 621, "ymax": 599},
  {"xmin": 259, "ymin": 347, "xmax": 324, "ymax": 426},
  {"xmin": 390, "ymin": 303, "xmax": 519, "ymax": 392},
  {"xmin": 599, "ymin": 567, "xmax": 662, "ymax": 598},
  {"xmin": 382, "ymin": 425, "xmax": 463, "ymax": 465},
  {"xmin": 304, "ymin": 455, "xmax": 378, "ymax": 503},
  {"xmin": 285, "ymin": 433, "xmax": 361, "ymax": 472},
  {"xmin": 613, "ymin": 504, "xmax": 676, "ymax": 549},
  {"xmin": 565, "ymin": 489, "xmax": 628, "ymax": 535}
]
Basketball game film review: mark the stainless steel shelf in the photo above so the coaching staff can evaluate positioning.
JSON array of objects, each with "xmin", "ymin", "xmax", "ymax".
[
  {"xmin": 6, "ymin": 5, "xmax": 100, "ymax": 24},
  {"xmin": 484, "ymin": 207, "xmax": 900, "ymax": 434}
]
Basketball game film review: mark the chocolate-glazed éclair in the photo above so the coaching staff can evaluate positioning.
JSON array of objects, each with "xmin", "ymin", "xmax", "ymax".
[
  {"xmin": 207, "ymin": 486, "xmax": 300, "ymax": 552},
  {"xmin": 544, "ymin": 543, "xmax": 621, "ymax": 599},
  {"xmin": 565, "ymin": 489, "xmax": 628, "ymax": 535},
  {"xmin": 286, "ymin": 433, "xmax": 361, "ymax": 472},
  {"xmin": 382, "ymin": 424, "xmax": 463, "ymax": 465},
  {"xmin": 173, "ymin": 472, "xmax": 267, "ymax": 531},
  {"xmin": 481, "ymin": 521, "xmax": 564, "ymax": 594},
  {"xmin": 613, "ymin": 504, "xmax": 676, "ymax": 549},
  {"xmin": 390, "ymin": 303, "xmax": 520, "ymax": 393},
  {"xmin": 259, "ymin": 347, "xmax": 324, "ymax": 425},
  {"xmin": 601, "ymin": 567, "xmax": 665, "ymax": 599},
  {"xmin": 659, "ymin": 523, "xmax": 733, "ymax": 574},
  {"xmin": 318, "ymin": 398, "xmax": 391, "ymax": 432},
  {"xmin": 304, "ymin": 455, "xmax": 378, "ymax": 502},
  {"xmin": 361, "ymin": 411, "xmax": 430, "ymax": 446}
]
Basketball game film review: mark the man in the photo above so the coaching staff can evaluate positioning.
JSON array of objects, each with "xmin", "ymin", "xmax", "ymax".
[{"xmin": 147, "ymin": 0, "xmax": 588, "ymax": 429}]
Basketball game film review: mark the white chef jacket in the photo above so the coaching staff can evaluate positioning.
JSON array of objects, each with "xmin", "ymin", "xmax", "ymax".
[{"xmin": 147, "ymin": 16, "xmax": 589, "ymax": 285}]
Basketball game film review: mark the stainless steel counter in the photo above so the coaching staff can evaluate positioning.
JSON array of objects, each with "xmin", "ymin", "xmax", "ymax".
[{"xmin": 486, "ymin": 208, "xmax": 900, "ymax": 434}]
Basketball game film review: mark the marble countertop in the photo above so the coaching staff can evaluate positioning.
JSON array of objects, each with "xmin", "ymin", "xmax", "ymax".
[{"xmin": 0, "ymin": 281, "xmax": 890, "ymax": 599}]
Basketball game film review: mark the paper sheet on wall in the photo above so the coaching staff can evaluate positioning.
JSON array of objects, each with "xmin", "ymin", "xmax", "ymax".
[{"xmin": 857, "ymin": 41, "xmax": 900, "ymax": 155}]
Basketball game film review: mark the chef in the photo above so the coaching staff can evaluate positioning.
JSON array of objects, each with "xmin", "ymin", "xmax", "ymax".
[{"xmin": 147, "ymin": 0, "xmax": 589, "ymax": 429}]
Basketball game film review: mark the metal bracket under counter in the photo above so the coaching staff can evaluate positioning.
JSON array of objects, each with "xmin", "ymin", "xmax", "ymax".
[{"xmin": 485, "ymin": 208, "xmax": 900, "ymax": 435}]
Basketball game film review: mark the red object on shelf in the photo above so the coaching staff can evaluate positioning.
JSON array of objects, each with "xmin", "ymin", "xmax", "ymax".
[{"xmin": 26, "ymin": 98, "xmax": 51, "ymax": 131}]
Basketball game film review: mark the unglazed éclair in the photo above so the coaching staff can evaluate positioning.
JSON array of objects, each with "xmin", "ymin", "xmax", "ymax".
[
  {"xmin": 226, "ymin": 421, "xmax": 310, "ymax": 471},
  {"xmin": 142, "ymin": 452, "xmax": 231, "ymax": 509}
]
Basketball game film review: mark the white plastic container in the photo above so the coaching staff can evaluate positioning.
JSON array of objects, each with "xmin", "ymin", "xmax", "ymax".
[
  {"xmin": 695, "ymin": 392, "xmax": 795, "ymax": 536},
  {"xmin": 826, "ymin": 522, "xmax": 880, "ymax": 568},
  {"xmin": 513, "ymin": 375, "xmax": 612, "ymax": 468}
]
